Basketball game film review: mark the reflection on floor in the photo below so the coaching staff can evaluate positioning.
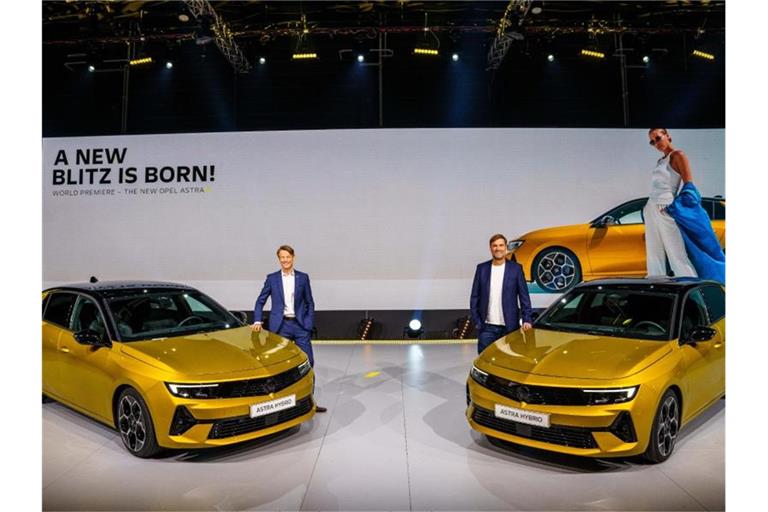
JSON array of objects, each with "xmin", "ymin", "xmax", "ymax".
[{"xmin": 43, "ymin": 344, "xmax": 724, "ymax": 511}]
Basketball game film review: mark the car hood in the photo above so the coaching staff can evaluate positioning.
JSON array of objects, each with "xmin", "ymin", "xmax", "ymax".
[
  {"xmin": 119, "ymin": 326, "xmax": 304, "ymax": 376},
  {"xmin": 519, "ymin": 223, "xmax": 591, "ymax": 240},
  {"xmin": 480, "ymin": 328, "xmax": 671, "ymax": 380}
]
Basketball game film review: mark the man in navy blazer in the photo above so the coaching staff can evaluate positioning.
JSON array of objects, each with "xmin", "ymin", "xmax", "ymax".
[
  {"xmin": 252, "ymin": 244, "xmax": 326, "ymax": 412},
  {"xmin": 470, "ymin": 234, "xmax": 534, "ymax": 353}
]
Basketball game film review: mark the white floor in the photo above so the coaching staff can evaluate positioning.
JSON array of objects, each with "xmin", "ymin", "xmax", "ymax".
[{"xmin": 43, "ymin": 344, "xmax": 725, "ymax": 511}]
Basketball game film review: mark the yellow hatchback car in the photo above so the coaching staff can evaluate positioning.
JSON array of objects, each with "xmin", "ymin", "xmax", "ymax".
[
  {"xmin": 466, "ymin": 278, "xmax": 724, "ymax": 463},
  {"xmin": 508, "ymin": 197, "xmax": 725, "ymax": 292},
  {"xmin": 42, "ymin": 281, "xmax": 316, "ymax": 457}
]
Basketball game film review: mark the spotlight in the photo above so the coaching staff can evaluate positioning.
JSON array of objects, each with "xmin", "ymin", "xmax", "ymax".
[
  {"xmin": 452, "ymin": 53, "xmax": 459, "ymax": 62},
  {"xmin": 129, "ymin": 57, "xmax": 153, "ymax": 66},
  {"xmin": 88, "ymin": 65, "xmax": 95, "ymax": 72},
  {"xmin": 581, "ymin": 49, "xmax": 605, "ymax": 59},
  {"xmin": 642, "ymin": 55, "xmax": 650, "ymax": 63},
  {"xmin": 692, "ymin": 49, "xmax": 715, "ymax": 61},
  {"xmin": 405, "ymin": 318, "xmax": 424, "ymax": 339},
  {"xmin": 357, "ymin": 54, "xmax": 365, "ymax": 63},
  {"xmin": 259, "ymin": 57, "xmax": 266, "ymax": 65},
  {"xmin": 547, "ymin": 54, "xmax": 555, "ymax": 62},
  {"xmin": 165, "ymin": 61, "xmax": 173, "ymax": 69},
  {"xmin": 358, "ymin": 317, "xmax": 375, "ymax": 341}
]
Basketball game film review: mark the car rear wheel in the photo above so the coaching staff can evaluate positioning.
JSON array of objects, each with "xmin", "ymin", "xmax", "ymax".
[
  {"xmin": 643, "ymin": 389, "xmax": 680, "ymax": 463},
  {"xmin": 116, "ymin": 388, "xmax": 161, "ymax": 458},
  {"xmin": 532, "ymin": 247, "xmax": 582, "ymax": 293}
]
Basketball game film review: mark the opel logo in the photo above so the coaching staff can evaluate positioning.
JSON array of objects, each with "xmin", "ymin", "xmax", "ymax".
[{"xmin": 517, "ymin": 385, "xmax": 530, "ymax": 403}]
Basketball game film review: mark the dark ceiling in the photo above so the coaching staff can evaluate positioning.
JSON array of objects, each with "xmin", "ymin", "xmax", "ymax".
[{"xmin": 42, "ymin": 1, "xmax": 726, "ymax": 136}]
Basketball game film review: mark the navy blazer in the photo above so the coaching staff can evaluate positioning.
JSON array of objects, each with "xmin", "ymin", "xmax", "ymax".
[
  {"xmin": 470, "ymin": 260, "xmax": 533, "ymax": 332},
  {"xmin": 253, "ymin": 270, "xmax": 315, "ymax": 333}
]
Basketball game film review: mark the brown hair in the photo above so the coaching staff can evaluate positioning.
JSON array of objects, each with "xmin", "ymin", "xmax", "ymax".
[
  {"xmin": 276, "ymin": 245, "xmax": 295, "ymax": 256},
  {"xmin": 489, "ymin": 234, "xmax": 507, "ymax": 246},
  {"xmin": 648, "ymin": 128, "xmax": 668, "ymax": 135}
]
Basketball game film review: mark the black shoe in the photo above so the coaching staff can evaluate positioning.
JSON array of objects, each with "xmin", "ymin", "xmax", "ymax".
[{"xmin": 315, "ymin": 405, "xmax": 327, "ymax": 413}]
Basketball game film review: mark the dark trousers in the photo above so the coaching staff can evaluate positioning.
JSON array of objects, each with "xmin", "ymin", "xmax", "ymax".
[
  {"xmin": 477, "ymin": 323, "xmax": 509, "ymax": 354},
  {"xmin": 277, "ymin": 318, "xmax": 315, "ymax": 367}
]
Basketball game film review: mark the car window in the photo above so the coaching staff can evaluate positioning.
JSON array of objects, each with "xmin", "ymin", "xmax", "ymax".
[
  {"xmin": 700, "ymin": 285, "xmax": 725, "ymax": 323},
  {"xmin": 680, "ymin": 290, "xmax": 708, "ymax": 339},
  {"xmin": 43, "ymin": 292, "xmax": 77, "ymax": 328},
  {"xmin": 604, "ymin": 199, "xmax": 647, "ymax": 225},
  {"xmin": 537, "ymin": 288, "xmax": 675, "ymax": 340},
  {"xmin": 713, "ymin": 200, "xmax": 725, "ymax": 220},
  {"xmin": 107, "ymin": 290, "xmax": 237, "ymax": 341},
  {"xmin": 70, "ymin": 296, "xmax": 107, "ymax": 337}
]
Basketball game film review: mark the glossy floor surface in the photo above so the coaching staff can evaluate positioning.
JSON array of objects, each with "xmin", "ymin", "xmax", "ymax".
[{"xmin": 43, "ymin": 344, "xmax": 725, "ymax": 511}]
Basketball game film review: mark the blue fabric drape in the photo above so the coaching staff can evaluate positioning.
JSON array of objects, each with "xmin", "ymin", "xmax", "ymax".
[{"xmin": 666, "ymin": 182, "xmax": 725, "ymax": 283}]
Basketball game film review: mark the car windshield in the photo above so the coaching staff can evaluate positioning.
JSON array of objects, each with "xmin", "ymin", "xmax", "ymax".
[
  {"xmin": 536, "ymin": 288, "xmax": 677, "ymax": 341},
  {"xmin": 106, "ymin": 290, "xmax": 240, "ymax": 342}
]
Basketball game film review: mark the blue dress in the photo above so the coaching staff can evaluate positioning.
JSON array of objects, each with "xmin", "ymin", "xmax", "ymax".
[{"xmin": 666, "ymin": 182, "xmax": 725, "ymax": 283}]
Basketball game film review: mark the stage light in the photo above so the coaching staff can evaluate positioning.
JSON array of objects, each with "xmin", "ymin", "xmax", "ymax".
[
  {"xmin": 453, "ymin": 316, "xmax": 473, "ymax": 339},
  {"xmin": 88, "ymin": 65, "xmax": 95, "ymax": 72},
  {"xmin": 259, "ymin": 57, "xmax": 266, "ymax": 65},
  {"xmin": 413, "ymin": 48, "xmax": 439, "ymax": 56},
  {"xmin": 581, "ymin": 49, "xmax": 605, "ymax": 59},
  {"xmin": 358, "ymin": 317, "xmax": 375, "ymax": 340},
  {"xmin": 547, "ymin": 54, "xmax": 555, "ymax": 62},
  {"xmin": 357, "ymin": 54, "xmax": 365, "ymax": 63},
  {"xmin": 405, "ymin": 318, "xmax": 424, "ymax": 339},
  {"xmin": 129, "ymin": 57, "xmax": 153, "ymax": 66},
  {"xmin": 452, "ymin": 53, "xmax": 459, "ymax": 62},
  {"xmin": 642, "ymin": 55, "xmax": 650, "ymax": 63},
  {"xmin": 292, "ymin": 52, "xmax": 317, "ymax": 60},
  {"xmin": 692, "ymin": 49, "xmax": 715, "ymax": 61},
  {"xmin": 165, "ymin": 61, "xmax": 173, "ymax": 69}
]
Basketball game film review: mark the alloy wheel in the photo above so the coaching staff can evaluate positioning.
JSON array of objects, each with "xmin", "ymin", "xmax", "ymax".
[
  {"xmin": 536, "ymin": 251, "xmax": 577, "ymax": 291},
  {"xmin": 118, "ymin": 394, "xmax": 147, "ymax": 453},
  {"xmin": 655, "ymin": 394, "xmax": 679, "ymax": 458}
]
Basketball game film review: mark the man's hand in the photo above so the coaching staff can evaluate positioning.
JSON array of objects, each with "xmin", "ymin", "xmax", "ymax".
[
  {"xmin": 522, "ymin": 322, "xmax": 532, "ymax": 331},
  {"xmin": 251, "ymin": 322, "xmax": 262, "ymax": 332}
]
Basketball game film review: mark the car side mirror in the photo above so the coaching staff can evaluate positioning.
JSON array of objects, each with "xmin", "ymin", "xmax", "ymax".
[
  {"xmin": 592, "ymin": 215, "xmax": 616, "ymax": 228},
  {"xmin": 682, "ymin": 326, "xmax": 717, "ymax": 345},
  {"xmin": 231, "ymin": 311, "xmax": 248, "ymax": 325},
  {"xmin": 74, "ymin": 329, "xmax": 111, "ymax": 348}
]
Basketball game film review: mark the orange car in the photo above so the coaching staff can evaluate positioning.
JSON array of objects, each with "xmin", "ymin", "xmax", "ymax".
[{"xmin": 508, "ymin": 197, "xmax": 725, "ymax": 293}]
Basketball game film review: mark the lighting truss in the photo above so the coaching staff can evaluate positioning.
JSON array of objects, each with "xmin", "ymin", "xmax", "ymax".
[
  {"xmin": 182, "ymin": 0, "xmax": 251, "ymax": 73},
  {"xmin": 486, "ymin": 0, "xmax": 531, "ymax": 71}
]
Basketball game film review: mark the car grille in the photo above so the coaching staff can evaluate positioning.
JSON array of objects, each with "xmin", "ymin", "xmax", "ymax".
[
  {"xmin": 217, "ymin": 366, "xmax": 306, "ymax": 398},
  {"xmin": 480, "ymin": 374, "xmax": 593, "ymax": 406},
  {"xmin": 207, "ymin": 395, "xmax": 314, "ymax": 439},
  {"xmin": 472, "ymin": 404, "xmax": 597, "ymax": 449}
]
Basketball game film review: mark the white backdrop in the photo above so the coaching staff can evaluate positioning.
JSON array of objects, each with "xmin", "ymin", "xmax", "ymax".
[{"xmin": 42, "ymin": 128, "xmax": 724, "ymax": 310}]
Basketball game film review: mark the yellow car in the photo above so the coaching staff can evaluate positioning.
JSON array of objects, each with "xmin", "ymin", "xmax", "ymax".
[
  {"xmin": 508, "ymin": 197, "xmax": 726, "ymax": 292},
  {"xmin": 42, "ymin": 281, "xmax": 316, "ymax": 457},
  {"xmin": 466, "ymin": 277, "xmax": 724, "ymax": 462}
]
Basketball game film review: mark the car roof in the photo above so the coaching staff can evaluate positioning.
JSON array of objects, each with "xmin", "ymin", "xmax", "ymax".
[
  {"xmin": 574, "ymin": 277, "xmax": 722, "ymax": 294},
  {"xmin": 44, "ymin": 280, "xmax": 196, "ymax": 295}
]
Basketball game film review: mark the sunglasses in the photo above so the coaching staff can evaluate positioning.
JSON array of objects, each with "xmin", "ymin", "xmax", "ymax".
[{"xmin": 649, "ymin": 135, "xmax": 664, "ymax": 145}]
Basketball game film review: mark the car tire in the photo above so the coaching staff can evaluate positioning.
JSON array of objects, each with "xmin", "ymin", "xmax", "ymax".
[
  {"xmin": 532, "ymin": 247, "xmax": 582, "ymax": 293},
  {"xmin": 116, "ymin": 388, "xmax": 161, "ymax": 458},
  {"xmin": 42, "ymin": 394, "xmax": 54, "ymax": 403},
  {"xmin": 643, "ymin": 389, "xmax": 680, "ymax": 464}
]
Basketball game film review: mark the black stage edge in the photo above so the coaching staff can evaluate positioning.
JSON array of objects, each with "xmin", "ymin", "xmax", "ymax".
[{"xmin": 237, "ymin": 309, "xmax": 545, "ymax": 340}]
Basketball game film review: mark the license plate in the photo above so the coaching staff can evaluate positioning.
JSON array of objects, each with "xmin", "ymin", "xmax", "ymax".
[
  {"xmin": 250, "ymin": 394, "xmax": 296, "ymax": 418},
  {"xmin": 494, "ymin": 404, "xmax": 550, "ymax": 428}
]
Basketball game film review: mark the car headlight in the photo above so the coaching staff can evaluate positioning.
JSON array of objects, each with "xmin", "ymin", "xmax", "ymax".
[
  {"xmin": 166, "ymin": 382, "xmax": 220, "ymax": 399},
  {"xmin": 297, "ymin": 359, "xmax": 312, "ymax": 378},
  {"xmin": 507, "ymin": 239, "xmax": 525, "ymax": 252},
  {"xmin": 582, "ymin": 386, "xmax": 639, "ymax": 405},
  {"xmin": 470, "ymin": 365, "xmax": 489, "ymax": 386}
]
